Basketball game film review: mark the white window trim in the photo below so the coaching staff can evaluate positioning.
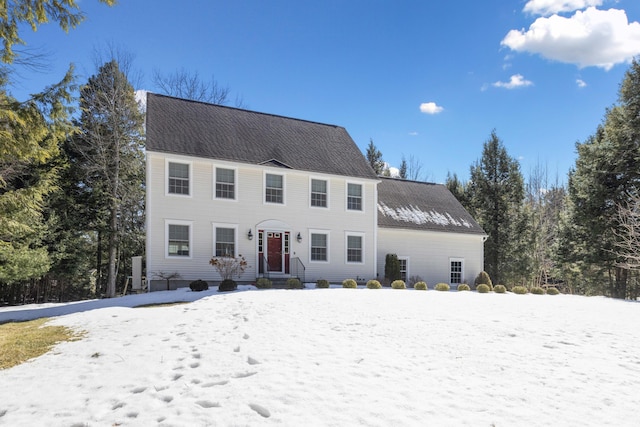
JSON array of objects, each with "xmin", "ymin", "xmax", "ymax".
[
  {"xmin": 309, "ymin": 177, "xmax": 330, "ymax": 209},
  {"xmin": 212, "ymin": 223, "xmax": 239, "ymax": 258},
  {"xmin": 165, "ymin": 158, "xmax": 193, "ymax": 198},
  {"xmin": 309, "ymin": 229, "xmax": 330, "ymax": 264},
  {"xmin": 263, "ymin": 171, "xmax": 286, "ymax": 206},
  {"xmin": 213, "ymin": 164, "xmax": 238, "ymax": 201},
  {"xmin": 345, "ymin": 180, "xmax": 365, "ymax": 213},
  {"xmin": 345, "ymin": 231, "xmax": 365, "ymax": 264},
  {"xmin": 398, "ymin": 256, "xmax": 410, "ymax": 282},
  {"xmin": 450, "ymin": 257, "xmax": 465, "ymax": 284},
  {"xmin": 165, "ymin": 219, "xmax": 193, "ymax": 259}
]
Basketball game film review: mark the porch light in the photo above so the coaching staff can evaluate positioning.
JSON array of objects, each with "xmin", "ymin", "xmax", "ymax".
[
  {"xmin": 247, "ymin": 229, "xmax": 253, "ymax": 240},
  {"xmin": 296, "ymin": 232, "xmax": 302, "ymax": 243}
]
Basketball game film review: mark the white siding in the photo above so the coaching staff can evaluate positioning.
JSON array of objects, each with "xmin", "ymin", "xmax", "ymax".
[
  {"xmin": 376, "ymin": 227, "xmax": 484, "ymax": 288},
  {"xmin": 147, "ymin": 151, "xmax": 378, "ymax": 290}
]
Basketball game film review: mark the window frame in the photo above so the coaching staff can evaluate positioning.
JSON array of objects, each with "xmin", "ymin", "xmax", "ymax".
[
  {"xmin": 309, "ymin": 230, "xmax": 330, "ymax": 263},
  {"xmin": 166, "ymin": 159, "xmax": 192, "ymax": 197},
  {"xmin": 165, "ymin": 220, "xmax": 193, "ymax": 259},
  {"xmin": 214, "ymin": 165, "xmax": 237, "ymax": 201},
  {"xmin": 450, "ymin": 258, "xmax": 464, "ymax": 284},
  {"xmin": 346, "ymin": 181, "xmax": 364, "ymax": 212},
  {"xmin": 398, "ymin": 256, "xmax": 409, "ymax": 283},
  {"xmin": 213, "ymin": 223, "xmax": 238, "ymax": 258},
  {"xmin": 345, "ymin": 232, "xmax": 365, "ymax": 264},
  {"xmin": 309, "ymin": 177, "xmax": 329, "ymax": 209},
  {"xmin": 264, "ymin": 172, "xmax": 286, "ymax": 205}
]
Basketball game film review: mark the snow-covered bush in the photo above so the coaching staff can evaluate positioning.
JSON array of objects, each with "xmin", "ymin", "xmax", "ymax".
[
  {"xmin": 512, "ymin": 286, "xmax": 528, "ymax": 294},
  {"xmin": 342, "ymin": 279, "xmax": 357, "ymax": 288},
  {"xmin": 435, "ymin": 283, "xmax": 450, "ymax": 291},
  {"xmin": 457, "ymin": 283, "xmax": 471, "ymax": 291},
  {"xmin": 391, "ymin": 280, "xmax": 406, "ymax": 289},
  {"xmin": 316, "ymin": 279, "xmax": 330, "ymax": 288},
  {"xmin": 286, "ymin": 278, "xmax": 302, "ymax": 289},
  {"xmin": 255, "ymin": 278, "xmax": 272, "ymax": 289},
  {"xmin": 189, "ymin": 279, "xmax": 209, "ymax": 292},
  {"xmin": 531, "ymin": 286, "xmax": 545, "ymax": 295},
  {"xmin": 493, "ymin": 284, "xmax": 506, "ymax": 293},
  {"xmin": 546, "ymin": 287, "xmax": 560, "ymax": 295},
  {"xmin": 366, "ymin": 280, "xmax": 382, "ymax": 289},
  {"xmin": 414, "ymin": 281, "xmax": 427, "ymax": 290}
]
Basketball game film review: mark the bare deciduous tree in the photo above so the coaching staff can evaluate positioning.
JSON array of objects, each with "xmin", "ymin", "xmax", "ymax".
[
  {"xmin": 615, "ymin": 191, "xmax": 640, "ymax": 269},
  {"xmin": 153, "ymin": 68, "xmax": 233, "ymax": 105}
]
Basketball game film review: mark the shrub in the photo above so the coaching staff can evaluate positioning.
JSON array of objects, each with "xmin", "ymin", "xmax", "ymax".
[
  {"xmin": 218, "ymin": 279, "xmax": 237, "ymax": 292},
  {"xmin": 189, "ymin": 279, "xmax": 209, "ymax": 292},
  {"xmin": 414, "ymin": 281, "xmax": 427, "ymax": 290},
  {"xmin": 342, "ymin": 279, "xmax": 357, "ymax": 288},
  {"xmin": 391, "ymin": 280, "xmax": 406, "ymax": 289},
  {"xmin": 512, "ymin": 285, "xmax": 528, "ymax": 295},
  {"xmin": 474, "ymin": 271, "xmax": 493, "ymax": 290},
  {"xmin": 316, "ymin": 279, "xmax": 330, "ymax": 289},
  {"xmin": 546, "ymin": 287, "xmax": 560, "ymax": 295},
  {"xmin": 531, "ymin": 286, "xmax": 545, "ymax": 295},
  {"xmin": 286, "ymin": 278, "xmax": 303, "ymax": 289},
  {"xmin": 457, "ymin": 283, "xmax": 471, "ymax": 291},
  {"xmin": 408, "ymin": 275, "xmax": 423, "ymax": 287},
  {"xmin": 476, "ymin": 283, "xmax": 490, "ymax": 293},
  {"xmin": 493, "ymin": 284, "xmax": 506, "ymax": 294},
  {"xmin": 366, "ymin": 280, "xmax": 382, "ymax": 289},
  {"xmin": 255, "ymin": 277, "xmax": 272, "ymax": 289},
  {"xmin": 435, "ymin": 283, "xmax": 450, "ymax": 292},
  {"xmin": 385, "ymin": 254, "xmax": 401, "ymax": 282}
]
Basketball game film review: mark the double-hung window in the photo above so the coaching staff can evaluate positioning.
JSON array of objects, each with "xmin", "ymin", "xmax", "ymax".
[
  {"xmin": 310, "ymin": 233, "xmax": 328, "ymax": 262},
  {"xmin": 167, "ymin": 221, "xmax": 191, "ymax": 257},
  {"xmin": 215, "ymin": 227, "xmax": 236, "ymax": 257},
  {"xmin": 265, "ymin": 173, "xmax": 284, "ymax": 204},
  {"xmin": 215, "ymin": 167, "xmax": 235, "ymax": 200},
  {"xmin": 347, "ymin": 183, "xmax": 362, "ymax": 211},
  {"xmin": 450, "ymin": 259, "xmax": 463, "ymax": 284},
  {"xmin": 398, "ymin": 257, "xmax": 408, "ymax": 282},
  {"xmin": 168, "ymin": 162, "xmax": 190, "ymax": 195},
  {"xmin": 311, "ymin": 179, "xmax": 328, "ymax": 208},
  {"xmin": 346, "ymin": 234, "xmax": 363, "ymax": 263}
]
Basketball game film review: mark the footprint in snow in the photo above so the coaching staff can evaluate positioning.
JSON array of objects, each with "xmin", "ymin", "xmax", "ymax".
[
  {"xmin": 249, "ymin": 403, "xmax": 271, "ymax": 418},
  {"xmin": 247, "ymin": 356, "xmax": 260, "ymax": 365},
  {"xmin": 243, "ymin": 333, "xmax": 250, "ymax": 340},
  {"xmin": 233, "ymin": 371, "xmax": 257, "ymax": 379},
  {"xmin": 131, "ymin": 386, "xmax": 147, "ymax": 394},
  {"xmin": 196, "ymin": 400, "xmax": 221, "ymax": 408},
  {"xmin": 201, "ymin": 380, "xmax": 229, "ymax": 387}
]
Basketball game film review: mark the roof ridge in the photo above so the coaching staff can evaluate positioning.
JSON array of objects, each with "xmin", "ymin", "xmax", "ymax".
[
  {"xmin": 148, "ymin": 92, "xmax": 342, "ymax": 129},
  {"xmin": 378, "ymin": 176, "xmax": 440, "ymax": 186}
]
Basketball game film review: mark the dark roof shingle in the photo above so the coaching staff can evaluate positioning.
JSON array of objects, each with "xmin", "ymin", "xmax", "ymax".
[
  {"xmin": 377, "ymin": 177, "xmax": 485, "ymax": 235},
  {"xmin": 146, "ymin": 93, "xmax": 378, "ymax": 180}
]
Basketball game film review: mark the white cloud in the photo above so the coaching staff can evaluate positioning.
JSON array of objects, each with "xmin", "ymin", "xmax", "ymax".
[
  {"xmin": 492, "ymin": 74, "xmax": 534, "ymax": 89},
  {"xmin": 502, "ymin": 7, "xmax": 640, "ymax": 70},
  {"xmin": 576, "ymin": 78, "xmax": 587, "ymax": 87},
  {"xmin": 523, "ymin": 0, "xmax": 603, "ymax": 16},
  {"xmin": 419, "ymin": 102, "xmax": 444, "ymax": 115},
  {"xmin": 408, "ymin": 131, "xmax": 419, "ymax": 136}
]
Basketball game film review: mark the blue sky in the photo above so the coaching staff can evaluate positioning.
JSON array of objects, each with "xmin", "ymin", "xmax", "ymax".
[{"xmin": 13, "ymin": 0, "xmax": 640, "ymax": 183}]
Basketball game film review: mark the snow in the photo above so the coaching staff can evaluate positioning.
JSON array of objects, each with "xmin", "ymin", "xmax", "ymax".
[
  {"xmin": 378, "ymin": 202, "xmax": 474, "ymax": 228},
  {"xmin": 1, "ymin": 288, "xmax": 640, "ymax": 426}
]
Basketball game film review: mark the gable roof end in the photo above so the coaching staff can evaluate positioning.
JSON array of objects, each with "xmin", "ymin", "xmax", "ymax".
[{"xmin": 145, "ymin": 93, "xmax": 378, "ymax": 180}]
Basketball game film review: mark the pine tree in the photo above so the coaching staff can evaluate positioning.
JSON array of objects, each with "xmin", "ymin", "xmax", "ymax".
[
  {"xmin": 366, "ymin": 139, "xmax": 385, "ymax": 175},
  {"xmin": 72, "ymin": 60, "xmax": 145, "ymax": 298},
  {"xmin": 399, "ymin": 157, "xmax": 408, "ymax": 179}
]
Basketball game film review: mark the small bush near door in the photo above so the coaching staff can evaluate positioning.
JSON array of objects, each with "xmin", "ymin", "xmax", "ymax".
[
  {"xmin": 512, "ymin": 285, "xmax": 528, "ymax": 294},
  {"xmin": 255, "ymin": 278, "xmax": 272, "ymax": 289},
  {"xmin": 342, "ymin": 279, "xmax": 357, "ymax": 288},
  {"xmin": 218, "ymin": 279, "xmax": 237, "ymax": 292},
  {"xmin": 189, "ymin": 279, "xmax": 209, "ymax": 292},
  {"xmin": 316, "ymin": 279, "xmax": 330, "ymax": 288},
  {"xmin": 286, "ymin": 278, "xmax": 303, "ymax": 289},
  {"xmin": 546, "ymin": 287, "xmax": 560, "ymax": 295}
]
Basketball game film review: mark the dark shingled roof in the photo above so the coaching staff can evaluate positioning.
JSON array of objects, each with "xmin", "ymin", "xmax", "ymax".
[
  {"xmin": 377, "ymin": 177, "xmax": 486, "ymax": 235},
  {"xmin": 146, "ymin": 93, "xmax": 378, "ymax": 180}
]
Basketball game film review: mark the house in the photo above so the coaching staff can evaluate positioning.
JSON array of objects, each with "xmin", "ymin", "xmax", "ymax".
[{"xmin": 145, "ymin": 93, "xmax": 486, "ymax": 290}]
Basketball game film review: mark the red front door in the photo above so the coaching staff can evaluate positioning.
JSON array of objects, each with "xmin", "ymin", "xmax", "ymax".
[{"xmin": 267, "ymin": 232, "xmax": 283, "ymax": 272}]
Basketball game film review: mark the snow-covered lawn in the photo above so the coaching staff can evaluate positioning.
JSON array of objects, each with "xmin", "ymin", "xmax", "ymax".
[{"xmin": 1, "ymin": 287, "xmax": 640, "ymax": 426}]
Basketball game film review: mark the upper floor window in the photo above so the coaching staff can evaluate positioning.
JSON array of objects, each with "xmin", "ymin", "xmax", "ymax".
[
  {"xmin": 346, "ymin": 234, "xmax": 363, "ymax": 263},
  {"xmin": 265, "ymin": 173, "xmax": 284, "ymax": 204},
  {"xmin": 215, "ymin": 226, "xmax": 236, "ymax": 257},
  {"xmin": 311, "ymin": 179, "xmax": 328, "ymax": 208},
  {"xmin": 166, "ymin": 221, "xmax": 191, "ymax": 257},
  {"xmin": 215, "ymin": 167, "xmax": 235, "ymax": 200},
  {"xmin": 450, "ymin": 259, "xmax": 463, "ymax": 284},
  {"xmin": 168, "ymin": 161, "xmax": 190, "ymax": 195},
  {"xmin": 347, "ymin": 183, "xmax": 362, "ymax": 211}
]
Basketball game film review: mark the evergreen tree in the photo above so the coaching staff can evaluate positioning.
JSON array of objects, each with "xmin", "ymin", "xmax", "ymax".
[
  {"xmin": 366, "ymin": 139, "xmax": 385, "ymax": 175},
  {"xmin": 466, "ymin": 131, "xmax": 525, "ymax": 285},
  {"xmin": 445, "ymin": 172, "xmax": 468, "ymax": 207},
  {"xmin": 399, "ymin": 157, "xmax": 407, "ymax": 179},
  {"xmin": 72, "ymin": 60, "xmax": 145, "ymax": 298}
]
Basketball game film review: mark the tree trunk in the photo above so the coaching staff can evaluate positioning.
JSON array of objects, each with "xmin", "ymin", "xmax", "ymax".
[{"xmin": 106, "ymin": 200, "xmax": 118, "ymax": 298}]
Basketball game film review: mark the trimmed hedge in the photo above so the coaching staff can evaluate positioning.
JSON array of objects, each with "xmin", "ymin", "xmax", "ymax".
[
  {"xmin": 512, "ymin": 285, "xmax": 528, "ymax": 295},
  {"xmin": 218, "ymin": 279, "xmax": 237, "ymax": 292},
  {"xmin": 457, "ymin": 283, "xmax": 471, "ymax": 291},
  {"xmin": 391, "ymin": 280, "xmax": 407, "ymax": 289},
  {"xmin": 366, "ymin": 280, "xmax": 382, "ymax": 289},
  {"xmin": 435, "ymin": 283, "xmax": 450, "ymax": 292},
  {"xmin": 531, "ymin": 286, "xmax": 545, "ymax": 295},
  {"xmin": 255, "ymin": 277, "xmax": 272, "ymax": 289},
  {"xmin": 474, "ymin": 271, "xmax": 493, "ymax": 290},
  {"xmin": 493, "ymin": 284, "xmax": 506, "ymax": 294},
  {"xmin": 414, "ymin": 281, "xmax": 427, "ymax": 290},
  {"xmin": 546, "ymin": 287, "xmax": 560, "ymax": 295},
  {"xmin": 342, "ymin": 279, "xmax": 357, "ymax": 288},
  {"xmin": 316, "ymin": 279, "xmax": 330, "ymax": 289},
  {"xmin": 286, "ymin": 278, "xmax": 303, "ymax": 289},
  {"xmin": 189, "ymin": 279, "xmax": 209, "ymax": 292},
  {"xmin": 476, "ymin": 283, "xmax": 490, "ymax": 293}
]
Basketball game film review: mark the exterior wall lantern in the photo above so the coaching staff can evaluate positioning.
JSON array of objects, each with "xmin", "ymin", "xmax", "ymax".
[
  {"xmin": 247, "ymin": 229, "xmax": 253, "ymax": 240},
  {"xmin": 296, "ymin": 232, "xmax": 302, "ymax": 243}
]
